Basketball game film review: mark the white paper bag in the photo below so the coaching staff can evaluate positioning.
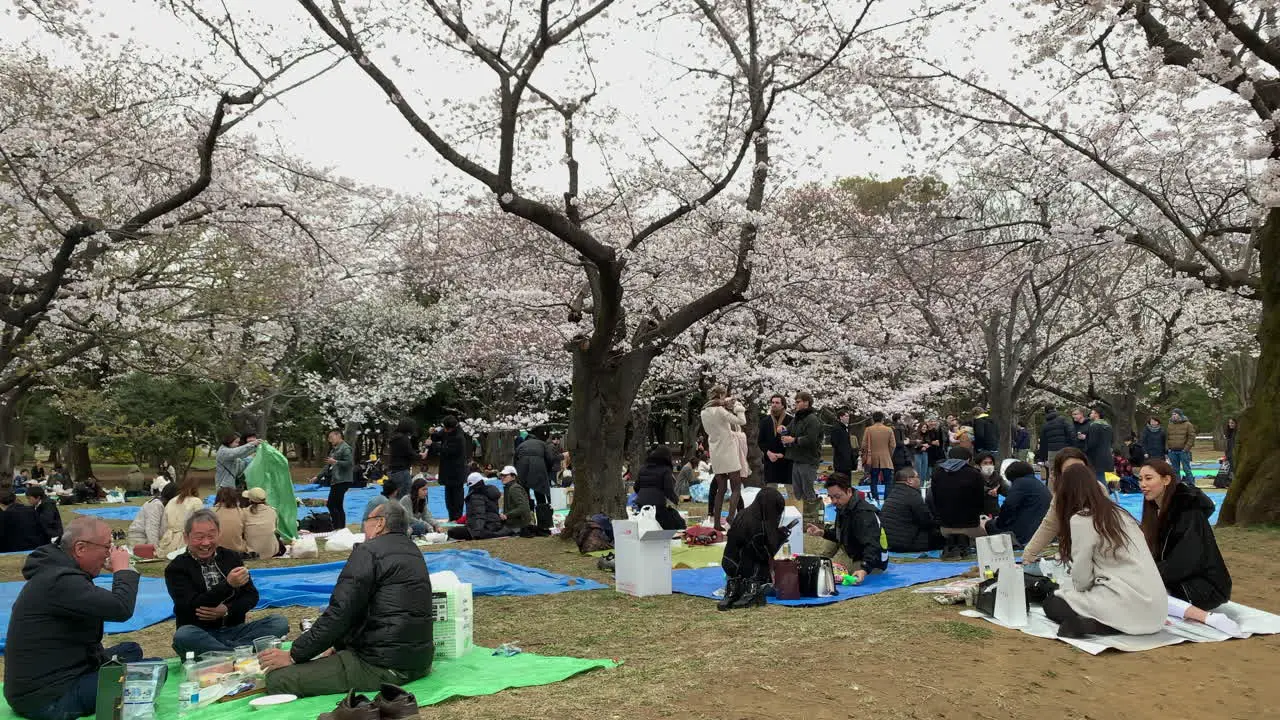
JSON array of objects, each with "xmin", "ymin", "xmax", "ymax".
[
  {"xmin": 323, "ymin": 528, "xmax": 364, "ymax": 553},
  {"xmin": 995, "ymin": 564, "xmax": 1028, "ymax": 627},
  {"xmin": 976, "ymin": 533, "xmax": 1017, "ymax": 577},
  {"xmin": 630, "ymin": 505, "xmax": 663, "ymax": 535}
]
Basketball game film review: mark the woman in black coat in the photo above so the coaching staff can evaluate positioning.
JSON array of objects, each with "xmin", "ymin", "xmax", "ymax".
[
  {"xmin": 718, "ymin": 487, "xmax": 788, "ymax": 611},
  {"xmin": 632, "ymin": 446, "xmax": 686, "ymax": 531},
  {"xmin": 446, "ymin": 474, "xmax": 514, "ymax": 540},
  {"xmin": 1139, "ymin": 459, "xmax": 1242, "ymax": 636}
]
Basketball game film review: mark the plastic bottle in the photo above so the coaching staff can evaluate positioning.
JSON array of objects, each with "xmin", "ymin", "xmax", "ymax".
[{"xmin": 178, "ymin": 652, "xmax": 198, "ymax": 717}]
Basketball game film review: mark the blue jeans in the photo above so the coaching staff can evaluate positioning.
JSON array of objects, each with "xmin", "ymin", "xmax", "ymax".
[
  {"xmin": 913, "ymin": 453, "xmax": 931, "ymax": 485},
  {"xmin": 1168, "ymin": 450, "xmax": 1194, "ymax": 486},
  {"xmin": 25, "ymin": 643, "xmax": 143, "ymax": 720},
  {"xmin": 867, "ymin": 467, "xmax": 893, "ymax": 500},
  {"xmin": 172, "ymin": 616, "xmax": 290, "ymax": 656}
]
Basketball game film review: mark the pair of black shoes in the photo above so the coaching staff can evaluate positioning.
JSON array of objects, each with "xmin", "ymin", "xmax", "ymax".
[
  {"xmin": 317, "ymin": 684, "xmax": 419, "ymax": 720},
  {"xmin": 717, "ymin": 578, "xmax": 769, "ymax": 611}
]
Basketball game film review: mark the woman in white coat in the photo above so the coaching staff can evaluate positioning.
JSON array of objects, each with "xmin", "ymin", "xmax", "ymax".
[
  {"xmin": 1042, "ymin": 464, "xmax": 1167, "ymax": 639},
  {"xmin": 699, "ymin": 386, "xmax": 746, "ymax": 530}
]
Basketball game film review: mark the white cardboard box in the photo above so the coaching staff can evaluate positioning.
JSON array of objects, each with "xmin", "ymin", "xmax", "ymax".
[{"xmin": 613, "ymin": 519, "xmax": 677, "ymax": 597}]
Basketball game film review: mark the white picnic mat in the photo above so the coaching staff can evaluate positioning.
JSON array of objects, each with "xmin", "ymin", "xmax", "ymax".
[{"xmin": 961, "ymin": 601, "xmax": 1280, "ymax": 655}]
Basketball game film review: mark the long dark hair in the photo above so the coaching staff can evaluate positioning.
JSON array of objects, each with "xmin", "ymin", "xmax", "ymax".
[
  {"xmin": 738, "ymin": 486, "xmax": 786, "ymax": 550},
  {"xmin": 1139, "ymin": 458, "xmax": 1178, "ymax": 555},
  {"xmin": 1054, "ymin": 464, "xmax": 1132, "ymax": 562},
  {"xmin": 410, "ymin": 477, "xmax": 428, "ymax": 514}
]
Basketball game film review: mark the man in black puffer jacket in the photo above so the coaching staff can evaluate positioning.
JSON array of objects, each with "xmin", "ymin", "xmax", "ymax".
[
  {"xmin": 880, "ymin": 468, "xmax": 945, "ymax": 552},
  {"xmin": 446, "ymin": 474, "xmax": 515, "ymax": 540},
  {"xmin": 1037, "ymin": 406, "xmax": 1075, "ymax": 471},
  {"xmin": 261, "ymin": 501, "xmax": 433, "ymax": 697}
]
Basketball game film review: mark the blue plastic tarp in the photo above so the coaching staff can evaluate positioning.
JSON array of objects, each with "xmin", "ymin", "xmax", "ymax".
[
  {"xmin": 74, "ymin": 505, "xmax": 142, "ymax": 521},
  {"xmin": 251, "ymin": 549, "xmax": 604, "ymax": 609},
  {"xmin": 0, "ymin": 576, "xmax": 173, "ymax": 654},
  {"xmin": 671, "ymin": 561, "xmax": 968, "ymax": 606}
]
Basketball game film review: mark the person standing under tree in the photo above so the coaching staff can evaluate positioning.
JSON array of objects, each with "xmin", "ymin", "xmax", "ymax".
[
  {"xmin": 829, "ymin": 409, "xmax": 855, "ymax": 477},
  {"xmin": 700, "ymin": 387, "xmax": 746, "ymax": 531},
  {"xmin": 427, "ymin": 416, "xmax": 470, "ymax": 521},
  {"xmin": 861, "ymin": 412, "xmax": 896, "ymax": 502},
  {"xmin": 758, "ymin": 394, "xmax": 793, "ymax": 487},
  {"xmin": 782, "ymin": 391, "xmax": 823, "ymax": 527},
  {"xmin": 1166, "ymin": 409, "xmax": 1197, "ymax": 487},
  {"xmin": 1084, "ymin": 406, "xmax": 1115, "ymax": 489}
]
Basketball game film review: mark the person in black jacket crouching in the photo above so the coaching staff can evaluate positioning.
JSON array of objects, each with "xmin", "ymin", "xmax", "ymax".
[
  {"xmin": 805, "ymin": 473, "xmax": 888, "ymax": 582},
  {"xmin": 880, "ymin": 468, "xmax": 945, "ymax": 553},
  {"xmin": 632, "ymin": 446, "xmax": 687, "ymax": 531},
  {"xmin": 981, "ymin": 461, "xmax": 1050, "ymax": 547},
  {"xmin": 260, "ymin": 501, "xmax": 434, "ymax": 696},
  {"xmin": 718, "ymin": 487, "xmax": 789, "ymax": 610},
  {"xmin": 165, "ymin": 509, "xmax": 288, "ymax": 656},
  {"xmin": 1138, "ymin": 459, "xmax": 1243, "ymax": 636},
  {"xmin": 927, "ymin": 447, "xmax": 986, "ymax": 559}
]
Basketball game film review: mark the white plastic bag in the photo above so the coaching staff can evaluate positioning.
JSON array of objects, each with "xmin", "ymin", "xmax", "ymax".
[
  {"xmin": 323, "ymin": 528, "xmax": 363, "ymax": 553},
  {"xmin": 291, "ymin": 535, "xmax": 318, "ymax": 559},
  {"xmin": 627, "ymin": 505, "xmax": 663, "ymax": 535}
]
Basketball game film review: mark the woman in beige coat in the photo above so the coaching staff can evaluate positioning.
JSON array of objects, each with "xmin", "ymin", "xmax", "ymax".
[
  {"xmin": 157, "ymin": 476, "xmax": 204, "ymax": 557},
  {"xmin": 212, "ymin": 487, "xmax": 248, "ymax": 553},
  {"xmin": 700, "ymin": 386, "xmax": 746, "ymax": 530},
  {"xmin": 242, "ymin": 487, "xmax": 281, "ymax": 558}
]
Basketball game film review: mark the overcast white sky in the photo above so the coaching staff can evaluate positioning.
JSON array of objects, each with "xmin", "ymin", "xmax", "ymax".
[{"xmin": 4, "ymin": 0, "xmax": 1022, "ymax": 199}]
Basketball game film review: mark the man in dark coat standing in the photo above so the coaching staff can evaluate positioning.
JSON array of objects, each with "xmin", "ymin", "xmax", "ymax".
[
  {"xmin": 1038, "ymin": 405, "xmax": 1076, "ymax": 476},
  {"xmin": 513, "ymin": 429, "xmax": 557, "ymax": 529},
  {"xmin": 428, "ymin": 415, "xmax": 470, "ymax": 521},
  {"xmin": 1085, "ymin": 406, "xmax": 1115, "ymax": 487},
  {"xmin": 757, "ymin": 394, "xmax": 793, "ymax": 486},
  {"xmin": 829, "ymin": 409, "xmax": 855, "ymax": 476}
]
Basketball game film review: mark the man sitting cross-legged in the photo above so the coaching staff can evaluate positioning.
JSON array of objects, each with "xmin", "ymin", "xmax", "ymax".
[
  {"xmin": 164, "ymin": 509, "xmax": 288, "ymax": 656},
  {"xmin": 259, "ymin": 500, "xmax": 433, "ymax": 699}
]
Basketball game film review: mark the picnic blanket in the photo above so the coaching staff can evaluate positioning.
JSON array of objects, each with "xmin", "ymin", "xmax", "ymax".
[
  {"xmin": 253, "ymin": 549, "xmax": 604, "ymax": 608},
  {"xmin": 0, "ymin": 649, "xmax": 617, "ymax": 719},
  {"xmin": 671, "ymin": 561, "xmax": 968, "ymax": 606},
  {"xmin": 960, "ymin": 601, "xmax": 1280, "ymax": 654},
  {"xmin": 74, "ymin": 504, "xmax": 143, "ymax": 521},
  {"xmin": 0, "ymin": 576, "xmax": 173, "ymax": 654}
]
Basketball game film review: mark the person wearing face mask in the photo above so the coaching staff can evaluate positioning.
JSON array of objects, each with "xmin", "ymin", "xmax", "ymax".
[
  {"xmin": 4, "ymin": 518, "xmax": 141, "ymax": 720},
  {"xmin": 1138, "ymin": 459, "xmax": 1241, "ymax": 636},
  {"xmin": 165, "ymin": 510, "xmax": 288, "ymax": 656},
  {"xmin": 976, "ymin": 452, "xmax": 1007, "ymax": 516}
]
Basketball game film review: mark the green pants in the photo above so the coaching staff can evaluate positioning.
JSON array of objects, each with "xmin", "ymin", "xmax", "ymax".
[{"xmin": 264, "ymin": 650, "xmax": 409, "ymax": 697}]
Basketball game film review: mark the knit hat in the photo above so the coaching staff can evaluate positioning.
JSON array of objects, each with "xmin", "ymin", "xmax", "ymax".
[
  {"xmin": 466, "ymin": 472, "xmax": 486, "ymax": 486},
  {"xmin": 499, "ymin": 465, "xmax": 518, "ymax": 477},
  {"xmin": 1171, "ymin": 408, "xmax": 1184, "ymax": 418},
  {"xmin": 244, "ymin": 487, "xmax": 268, "ymax": 503}
]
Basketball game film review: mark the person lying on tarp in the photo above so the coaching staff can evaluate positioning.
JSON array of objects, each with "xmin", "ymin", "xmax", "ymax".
[
  {"xmin": 631, "ymin": 445, "xmax": 687, "ymax": 531},
  {"xmin": 718, "ymin": 486, "xmax": 788, "ymax": 610},
  {"xmin": 4, "ymin": 517, "xmax": 142, "ymax": 720},
  {"xmin": 805, "ymin": 472, "xmax": 888, "ymax": 582},
  {"xmin": 259, "ymin": 501, "xmax": 432, "ymax": 697},
  {"xmin": 1138, "ymin": 459, "xmax": 1243, "ymax": 636},
  {"xmin": 445, "ymin": 473, "xmax": 515, "ymax": 540}
]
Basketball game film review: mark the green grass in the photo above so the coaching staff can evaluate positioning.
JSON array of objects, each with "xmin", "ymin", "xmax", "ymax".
[{"xmin": 932, "ymin": 620, "xmax": 994, "ymax": 642}]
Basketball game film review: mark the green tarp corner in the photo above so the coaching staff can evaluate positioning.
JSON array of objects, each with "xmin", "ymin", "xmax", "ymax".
[
  {"xmin": 243, "ymin": 442, "xmax": 298, "ymax": 541},
  {"xmin": 0, "ymin": 650, "xmax": 617, "ymax": 720}
]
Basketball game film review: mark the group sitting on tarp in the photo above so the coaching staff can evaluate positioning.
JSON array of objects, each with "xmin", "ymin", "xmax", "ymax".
[{"xmin": 3, "ymin": 500, "xmax": 432, "ymax": 720}]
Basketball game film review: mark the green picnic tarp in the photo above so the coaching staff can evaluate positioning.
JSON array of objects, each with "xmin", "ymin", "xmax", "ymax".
[
  {"xmin": 244, "ymin": 442, "xmax": 298, "ymax": 541},
  {"xmin": 0, "ymin": 649, "xmax": 617, "ymax": 720}
]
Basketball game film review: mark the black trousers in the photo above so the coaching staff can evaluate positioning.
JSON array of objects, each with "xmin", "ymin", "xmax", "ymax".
[
  {"xmin": 1042, "ymin": 592, "xmax": 1118, "ymax": 638},
  {"xmin": 444, "ymin": 483, "xmax": 466, "ymax": 521},
  {"xmin": 721, "ymin": 537, "xmax": 770, "ymax": 582},
  {"xmin": 326, "ymin": 482, "xmax": 350, "ymax": 528},
  {"xmin": 529, "ymin": 486, "xmax": 553, "ymax": 528}
]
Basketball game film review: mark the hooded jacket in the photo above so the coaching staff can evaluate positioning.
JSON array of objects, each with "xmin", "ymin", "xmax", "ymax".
[
  {"xmin": 1155, "ymin": 484, "xmax": 1232, "ymax": 609},
  {"xmin": 1167, "ymin": 418, "xmax": 1196, "ymax": 452},
  {"xmin": 784, "ymin": 407, "xmax": 824, "ymax": 466},
  {"xmin": 822, "ymin": 496, "xmax": 888, "ymax": 572},
  {"xmin": 289, "ymin": 531, "xmax": 433, "ymax": 677},
  {"xmin": 1039, "ymin": 411, "xmax": 1075, "ymax": 453},
  {"xmin": 927, "ymin": 459, "xmax": 985, "ymax": 529},
  {"xmin": 3, "ymin": 545, "xmax": 140, "ymax": 715},
  {"xmin": 1141, "ymin": 425, "xmax": 1168, "ymax": 457},
  {"xmin": 164, "ymin": 547, "xmax": 259, "ymax": 632}
]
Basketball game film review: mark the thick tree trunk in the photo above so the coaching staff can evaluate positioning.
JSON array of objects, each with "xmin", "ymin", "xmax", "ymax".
[
  {"xmin": 1107, "ymin": 391, "xmax": 1137, "ymax": 450},
  {"xmin": 1222, "ymin": 209, "xmax": 1280, "ymax": 525},
  {"xmin": 562, "ymin": 350, "xmax": 653, "ymax": 536},
  {"xmin": 990, "ymin": 386, "xmax": 1014, "ymax": 459},
  {"xmin": 743, "ymin": 399, "xmax": 763, "ymax": 485},
  {"xmin": 483, "ymin": 431, "xmax": 514, "ymax": 468},
  {"xmin": 65, "ymin": 418, "xmax": 92, "ymax": 484},
  {"xmin": 0, "ymin": 389, "xmax": 20, "ymax": 479},
  {"xmin": 624, "ymin": 400, "xmax": 651, "ymax": 485}
]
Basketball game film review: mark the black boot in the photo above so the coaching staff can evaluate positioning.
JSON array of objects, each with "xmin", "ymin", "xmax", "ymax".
[
  {"xmin": 717, "ymin": 578, "xmax": 744, "ymax": 611},
  {"xmin": 731, "ymin": 579, "xmax": 769, "ymax": 608}
]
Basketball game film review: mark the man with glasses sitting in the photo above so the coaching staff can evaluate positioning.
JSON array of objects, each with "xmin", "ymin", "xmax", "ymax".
[
  {"xmin": 259, "ymin": 500, "xmax": 434, "ymax": 699},
  {"xmin": 4, "ymin": 517, "xmax": 141, "ymax": 720}
]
